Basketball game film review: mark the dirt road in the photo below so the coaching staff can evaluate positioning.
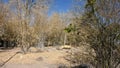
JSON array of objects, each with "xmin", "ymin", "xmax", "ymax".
[{"xmin": 0, "ymin": 47, "xmax": 70, "ymax": 68}]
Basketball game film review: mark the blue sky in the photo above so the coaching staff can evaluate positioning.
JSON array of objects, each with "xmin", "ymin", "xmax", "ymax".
[
  {"xmin": 49, "ymin": 0, "xmax": 73, "ymax": 14},
  {"xmin": 49, "ymin": 0, "xmax": 86, "ymax": 15},
  {"xmin": 2, "ymin": 0, "xmax": 85, "ymax": 15},
  {"xmin": 2, "ymin": 0, "xmax": 72, "ymax": 13}
]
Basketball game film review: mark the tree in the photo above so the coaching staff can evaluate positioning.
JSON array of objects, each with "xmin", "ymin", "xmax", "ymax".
[
  {"xmin": 72, "ymin": 0, "xmax": 120, "ymax": 68},
  {"xmin": 64, "ymin": 23, "xmax": 76, "ymax": 45},
  {"xmin": 33, "ymin": 4, "xmax": 49, "ymax": 50},
  {"xmin": 0, "ymin": 1, "xmax": 16, "ymax": 48},
  {"xmin": 7, "ymin": 0, "xmax": 52, "ymax": 53},
  {"xmin": 47, "ymin": 12, "xmax": 65, "ymax": 46}
]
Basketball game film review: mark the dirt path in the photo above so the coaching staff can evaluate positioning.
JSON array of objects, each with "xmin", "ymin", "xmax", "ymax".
[{"xmin": 0, "ymin": 47, "xmax": 70, "ymax": 68}]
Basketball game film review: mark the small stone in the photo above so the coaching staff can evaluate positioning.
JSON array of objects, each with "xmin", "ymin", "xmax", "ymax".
[{"xmin": 36, "ymin": 57, "xmax": 43, "ymax": 61}]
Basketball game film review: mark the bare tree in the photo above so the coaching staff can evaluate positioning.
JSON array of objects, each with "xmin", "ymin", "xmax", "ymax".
[
  {"xmin": 71, "ymin": 0, "xmax": 120, "ymax": 68},
  {"xmin": 47, "ymin": 12, "xmax": 65, "ymax": 46},
  {"xmin": 7, "ymin": 0, "xmax": 52, "ymax": 53}
]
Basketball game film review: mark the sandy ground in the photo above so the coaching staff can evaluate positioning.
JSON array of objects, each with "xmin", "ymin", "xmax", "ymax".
[{"xmin": 0, "ymin": 47, "xmax": 71, "ymax": 68}]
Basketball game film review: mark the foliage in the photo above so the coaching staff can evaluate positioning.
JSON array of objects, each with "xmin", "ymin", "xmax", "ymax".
[
  {"xmin": 64, "ymin": 24, "xmax": 75, "ymax": 33},
  {"xmin": 46, "ymin": 13, "xmax": 65, "ymax": 46},
  {"xmin": 72, "ymin": 0, "xmax": 120, "ymax": 68},
  {"xmin": 0, "ymin": 0, "xmax": 67, "ymax": 53}
]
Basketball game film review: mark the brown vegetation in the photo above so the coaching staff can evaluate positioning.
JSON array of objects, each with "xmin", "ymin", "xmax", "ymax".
[{"xmin": 0, "ymin": 0, "xmax": 120, "ymax": 68}]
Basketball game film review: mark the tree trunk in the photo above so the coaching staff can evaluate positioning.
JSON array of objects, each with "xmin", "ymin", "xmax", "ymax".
[{"xmin": 64, "ymin": 34, "xmax": 67, "ymax": 45}]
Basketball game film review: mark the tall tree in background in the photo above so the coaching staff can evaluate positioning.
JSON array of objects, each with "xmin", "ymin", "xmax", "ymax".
[
  {"xmin": 47, "ymin": 12, "xmax": 65, "ymax": 46},
  {"xmin": 0, "ymin": 1, "xmax": 14, "ymax": 48},
  {"xmin": 33, "ymin": 0, "xmax": 50, "ymax": 50},
  {"xmin": 5, "ymin": 0, "xmax": 52, "ymax": 53}
]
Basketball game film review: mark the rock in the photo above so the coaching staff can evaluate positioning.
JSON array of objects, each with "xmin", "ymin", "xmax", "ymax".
[
  {"xmin": 36, "ymin": 57, "xmax": 43, "ymax": 61},
  {"xmin": 60, "ymin": 45, "xmax": 72, "ymax": 49}
]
